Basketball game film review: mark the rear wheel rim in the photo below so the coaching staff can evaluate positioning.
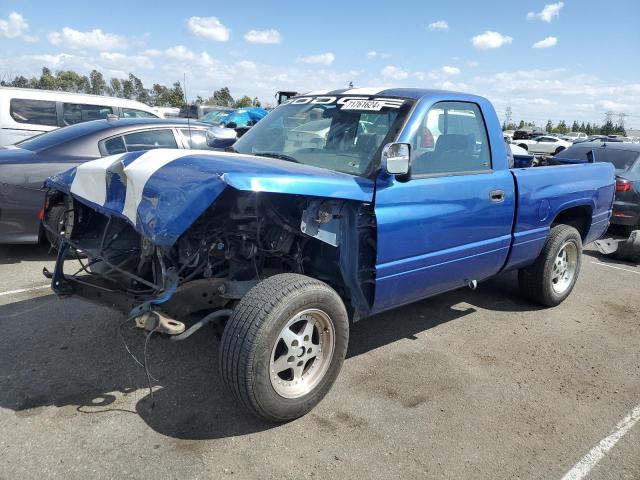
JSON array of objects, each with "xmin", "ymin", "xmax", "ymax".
[
  {"xmin": 270, "ymin": 308, "xmax": 335, "ymax": 399},
  {"xmin": 551, "ymin": 241, "xmax": 578, "ymax": 294}
]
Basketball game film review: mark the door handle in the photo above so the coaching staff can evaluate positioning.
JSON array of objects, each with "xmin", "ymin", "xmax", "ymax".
[{"xmin": 490, "ymin": 189, "xmax": 506, "ymax": 203}]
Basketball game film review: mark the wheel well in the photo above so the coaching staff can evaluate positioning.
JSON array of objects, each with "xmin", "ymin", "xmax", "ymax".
[
  {"xmin": 551, "ymin": 206, "xmax": 591, "ymax": 240},
  {"xmin": 554, "ymin": 146, "xmax": 566, "ymax": 154},
  {"xmin": 518, "ymin": 143, "xmax": 528, "ymax": 151}
]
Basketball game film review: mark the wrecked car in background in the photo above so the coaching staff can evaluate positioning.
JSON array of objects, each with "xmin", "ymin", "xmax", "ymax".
[{"xmin": 43, "ymin": 88, "xmax": 615, "ymax": 422}]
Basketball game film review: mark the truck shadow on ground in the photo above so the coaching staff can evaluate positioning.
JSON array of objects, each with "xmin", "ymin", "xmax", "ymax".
[
  {"xmin": 0, "ymin": 270, "xmax": 538, "ymax": 440},
  {"xmin": 0, "ymin": 243, "xmax": 56, "ymax": 265}
]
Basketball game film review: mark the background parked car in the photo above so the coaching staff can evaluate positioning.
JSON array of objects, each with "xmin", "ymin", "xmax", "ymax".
[
  {"xmin": 553, "ymin": 142, "xmax": 640, "ymax": 234},
  {"xmin": 201, "ymin": 108, "xmax": 234, "ymax": 125},
  {"xmin": 515, "ymin": 135, "xmax": 571, "ymax": 155},
  {"xmin": 219, "ymin": 107, "xmax": 268, "ymax": 129},
  {"xmin": 0, "ymin": 117, "xmax": 216, "ymax": 245},
  {"xmin": 179, "ymin": 104, "xmax": 232, "ymax": 120},
  {"xmin": 0, "ymin": 87, "xmax": 159, "ymax": 146},
  {"xmin": 560, "ymin": 132, "xmax": 588, "ymax": 142}
]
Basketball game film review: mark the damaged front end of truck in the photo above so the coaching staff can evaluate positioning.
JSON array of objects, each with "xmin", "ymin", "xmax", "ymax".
[{"xmin": 43, "ymin": 150, "xmax": 378, "ymax": 338}]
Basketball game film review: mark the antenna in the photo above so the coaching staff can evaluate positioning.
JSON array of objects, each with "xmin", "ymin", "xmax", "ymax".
[{"xmin": 183, "ymin": 72, "xmax": 192, "ymax": 146}]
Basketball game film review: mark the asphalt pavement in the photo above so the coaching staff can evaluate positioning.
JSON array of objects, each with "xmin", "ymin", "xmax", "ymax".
[{"xmin": 0, "ymin": 239, "xmax": 638, "ymax": 480}]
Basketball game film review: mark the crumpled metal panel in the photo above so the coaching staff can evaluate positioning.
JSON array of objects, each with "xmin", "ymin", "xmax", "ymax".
[{"xmin": 46, "ymin": 149, "xmax": 374, "ymax": 246}]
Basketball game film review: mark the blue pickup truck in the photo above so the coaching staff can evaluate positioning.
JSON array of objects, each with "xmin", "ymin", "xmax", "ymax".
[{"xmin": 44, "ymin": 88, "xmax": 615, "ymax": 421}]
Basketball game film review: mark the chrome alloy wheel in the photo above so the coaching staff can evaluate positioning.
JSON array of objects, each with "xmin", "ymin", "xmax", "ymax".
[
  {"xmin": 270, "ymin": 308, "xmax": 335, "ymax": 399},
  {"xmin": 551, "ymin": 241, "xmax": 578, "ymax": 294}
]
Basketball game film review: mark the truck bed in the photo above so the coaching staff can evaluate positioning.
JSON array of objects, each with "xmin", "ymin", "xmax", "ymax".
[{"xmin": 505, "ymin": 162, "xmax": 615, "ymax": 271}]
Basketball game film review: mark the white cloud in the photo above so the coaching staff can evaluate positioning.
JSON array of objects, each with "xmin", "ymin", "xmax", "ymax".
[
  {"xmin": 442, "ymin": 65, "xmax": 461, "ymax": 76},
  {"xmin": 467, "ymin": 60, "xmax": 479, "ymax": 68},
  {"xmin": 367, "ymin": 50, "xmax": 377, "ymax": 59},
  {"xmin": 527, "ymin": 2, "xmax": 564, "ymax": 22},
  {"xmin": 532, "ymin": 36, "xmax": 558, "ymax": 49},
  {"xmin": 0, "ymin": 12, "xmax": 36, "ymax": 42},
  {"xmin": 427, "ymin": 20, "xmax": 449, "ymax": 31},
  {"xmin": 299, "ymin": 52, "xmax": 335, "ymax": 65},
  {"xmin": 471, "ymin": 31, "xmax": 512, "ymax": 50},
  {"xmin": 48, "ymin": 27, "xmax": 128, "ymax": 51},
  {"xmin": 244, "ymin": 29, "xmax": 281, "ymax": 44},
  {"xmin": 381, "ymin": 65, "xmax": 408, "ymax": 80},
  {"xmin": 186, "ymin": 16, "xmax": 230, "ymax": 42}
]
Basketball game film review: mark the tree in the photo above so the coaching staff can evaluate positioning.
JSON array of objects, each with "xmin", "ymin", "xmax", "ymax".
[
  {"xmin": 11, "ymin": 75, "xmax": 29, "ymax": 88},
  {"xmin": 518, "ymin": 120, "xmax": 525, "ymax": 129},
  {"xmin": 571, "ymin": 121, "xmax": 580, "ymax": 133},
  {"xmin": 89, "ymin": 70, "xmax": 106, "ymax": 95},
  {"xmin": 585, "ymin": 122, "xmax": 593, "ymax": 135},
  {"xmin": 234, "ymin": 95, "xmax": 253, "ymax": 108},
  {"xmin": 545, "ymin": 120, "xmax": 554, "ymax": 133},
  {"xmin": 209, "ymin": 87, "xmax": 234, "ymax": 107},
  {"xmin": 121, "ymin": 78, "xmax": 134, "ymax": 99},
  {"xmin": 110, "ymin": 78, "xmax": 123, "ymax": 97},
  {"xmin": 579, "ymin": 122, "xmax": 586, "ymax": 133},
  {"xmin": 39, "ymin": 67, "xmax": 57, "ymax": 90},
  {"xmin": 600, "ymin": 120, "xmax": 615, "ymax": 136},
  {"xmin": 129, "ymin": 73, "xmax": 150, "ymax": 104}
]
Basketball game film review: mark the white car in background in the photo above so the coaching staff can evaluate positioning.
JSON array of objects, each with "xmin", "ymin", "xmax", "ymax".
[
  {"xmin": 514, "ymin": 135, "xmax": 572, "ymax": 155},
  {"xmin": 561, "ymin": 132, "xmax": 588, "ymax": 142}
]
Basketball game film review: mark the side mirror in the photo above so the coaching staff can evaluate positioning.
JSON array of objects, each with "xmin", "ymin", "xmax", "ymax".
[
  {"xmin": 206, "ymin": 126, "xmax": 237, "ymax": 149},
  {"xmin": 382, "ymin": 143, "xmax": 411, "ymax": 176}
]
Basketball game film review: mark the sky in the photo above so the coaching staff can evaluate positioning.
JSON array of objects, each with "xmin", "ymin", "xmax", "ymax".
[{"xmin": 1, "ymin": 0, "xmax": 639, "ymax": 127}]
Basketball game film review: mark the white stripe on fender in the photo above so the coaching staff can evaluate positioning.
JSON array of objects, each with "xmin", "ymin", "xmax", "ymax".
[
  {"xmin": 121, "ymin": 149, "xmax": 195, "ymax": 224},
  {"xmin": 70, "ymin": 154, "xmax": 125, "ymax": 207},
  {"xmin": 340, "ymin": 87, "xmax": 386, "ymax": 95}
]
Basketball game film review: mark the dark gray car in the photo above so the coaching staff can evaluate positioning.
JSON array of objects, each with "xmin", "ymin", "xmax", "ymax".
[
  {"xmin": 0, "ymin": 117, "xmax": 216, "ymax": 244},
  {"xmin": 554, "ymin": 141, "xmax": 640, "ymax": 234}
]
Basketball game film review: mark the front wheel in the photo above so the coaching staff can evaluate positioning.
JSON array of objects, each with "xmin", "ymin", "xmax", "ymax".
[
  {"xmin": 518, "ymin": 225, "xmax": 582, "ymax": 307},
  {"xmin": 219, "ymin": 273, "xmax": 349, "ymax": 422}
]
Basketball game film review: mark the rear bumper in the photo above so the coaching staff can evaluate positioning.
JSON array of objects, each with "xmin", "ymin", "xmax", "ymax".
[{"xmin": 611, "ymin": 200, "xmax": 640, "ymax": 226}]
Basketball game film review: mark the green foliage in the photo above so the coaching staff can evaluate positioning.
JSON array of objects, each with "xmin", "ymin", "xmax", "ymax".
[
  {"xmin": 2, "ymin": 68, "xmax": 262, "ymax": 111},
  {"xmin": 545, "ymin": 120, "xmax": 554, "ymax": 133},
  {"xmin": 234, "ymin": 95, "xmax": 253, "ymax": 108}
]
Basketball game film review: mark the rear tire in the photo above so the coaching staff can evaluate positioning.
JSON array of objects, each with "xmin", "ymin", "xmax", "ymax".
[
  {"xmin": 518, "ymin": 144, "xmax": 528, "ymax": 151},
  {"xmin": 43, "ymin": 204, "xmax": 65, "ymax": 249},
  {"xmin": 518, "ymin": 225, "xmax": 582, "ymax": 307},
  {"xmin": 220, "ymin": 273, "xmax": 349, "ymax": 422},
  {"xmin": 554, "ymin": 146, "xmax": 565, "ymax": 155}
]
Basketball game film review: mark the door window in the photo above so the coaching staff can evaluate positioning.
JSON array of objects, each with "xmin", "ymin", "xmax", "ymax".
[
  {"xmin": 121, "ymin": 108, "xmax": 157, "ymax": 118},
  {"xmin": 411, "ymin": 101, "xmax": 491, "ymax": 175},
  {"xmin": 101, "ymin": 129, "xmax": 178, "ymax": 155},
  {"xmin": 179, "ymin": 129, "xmax": 213, "ymax": 149},
  {"xmin": 10, "ymin": 99, "xmax": 58, "ymax": 126},
  {"xmin": 122, "ymin": 129, "xmax": 178, "ymax": 151},
  {"xmin": 62, "ymin": 103, "xmax": 113, "ymax": 125}
]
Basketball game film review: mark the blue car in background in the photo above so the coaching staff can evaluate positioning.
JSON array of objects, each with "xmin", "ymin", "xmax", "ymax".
[{"xmin": 219, "ymin": 107, "xmax": 268, "ymax": 129}]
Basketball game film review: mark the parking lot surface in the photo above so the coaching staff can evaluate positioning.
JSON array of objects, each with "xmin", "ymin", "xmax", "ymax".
[{"xmin": 0, "ymin": 241, "xmax": 638, "ymax": 480}]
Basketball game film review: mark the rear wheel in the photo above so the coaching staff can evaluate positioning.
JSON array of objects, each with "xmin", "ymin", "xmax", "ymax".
[
  {"xmin": 518, "ymin": 225, "xmax": 582, "ymax": 307},
  {"xmin": 554, "ymin": 146, "xmax": 566, "ymax": 155},
  {"xmin": 220, "ymin": 273, "xmax": 349, "ymax": 422},
  {"xmin": 43, "ymin": 204, "xmax": 65, "ymax": 249},
  {"xmin": 518, "ymin": 143, "xmax": 528, "ymax": 151}
]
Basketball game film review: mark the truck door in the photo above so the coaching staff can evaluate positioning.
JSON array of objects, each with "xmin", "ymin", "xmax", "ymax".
[{"xmin": 372, "ymin": 101, "xmax": 515, "ymax": 312}]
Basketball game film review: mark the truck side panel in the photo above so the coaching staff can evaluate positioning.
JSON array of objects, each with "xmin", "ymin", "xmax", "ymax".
[{"xmin": 504, "ymin": 162, "xmax": 615, "ymax": 271}]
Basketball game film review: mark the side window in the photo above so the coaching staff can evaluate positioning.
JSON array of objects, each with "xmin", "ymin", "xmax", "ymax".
[
  {"xmin": 103, "ymin": 136, "xmax": 126, "ymax": 155},
  {"xmin": 411, "ymin": 101, "xmax": 491, "ymax": 175},
  {"xmin": 122, "ymin": 129, "xmax": 178, "ymax": 152},
  {"xmin": 62, "ymin": 103, "xmax": 113, "ymax": 125},
  {"xmin": 179, "ymin": 129, "xmax": 213, "ymax": 150},
  {"xmin": 122, "ymin": 108, "xmax": 157, "ymax": 118},
  {"xmin": 10, "ymin": 99, "xmax": 57, "ymax": 126}
]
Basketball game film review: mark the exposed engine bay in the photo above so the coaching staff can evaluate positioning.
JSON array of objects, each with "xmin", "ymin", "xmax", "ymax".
[{"xmin": 44, "ymin": 189, "xmax": 377, "ymax": 332}]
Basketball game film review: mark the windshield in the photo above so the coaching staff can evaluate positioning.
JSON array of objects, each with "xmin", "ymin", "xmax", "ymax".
[
  {"xmin": 201, "ymin": 110, "xmax": 230, "ymax": 125},
  {"xmin": 232, "ymin": 96, "xmax": 412, "ymax": 176}
]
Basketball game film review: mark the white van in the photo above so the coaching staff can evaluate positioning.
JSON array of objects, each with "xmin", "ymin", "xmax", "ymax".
[{"xmin": 0, "ymin": 87, "xmax": 159, "ymax": 146}]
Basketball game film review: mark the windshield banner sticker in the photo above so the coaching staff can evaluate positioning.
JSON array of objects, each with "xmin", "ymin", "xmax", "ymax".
[{"xmin": 283, "ymin": 96, "xmax": 404, "ymax": 110}]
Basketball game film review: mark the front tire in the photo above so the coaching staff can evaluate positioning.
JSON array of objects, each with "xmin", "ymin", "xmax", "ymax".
[
  {"xmin": 518, "ymin": 225, "xmax": 582, "ymax": 307},
  {"xmin": 220, "ymin": 273, "xmax": 349, "ymax": 422}
]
